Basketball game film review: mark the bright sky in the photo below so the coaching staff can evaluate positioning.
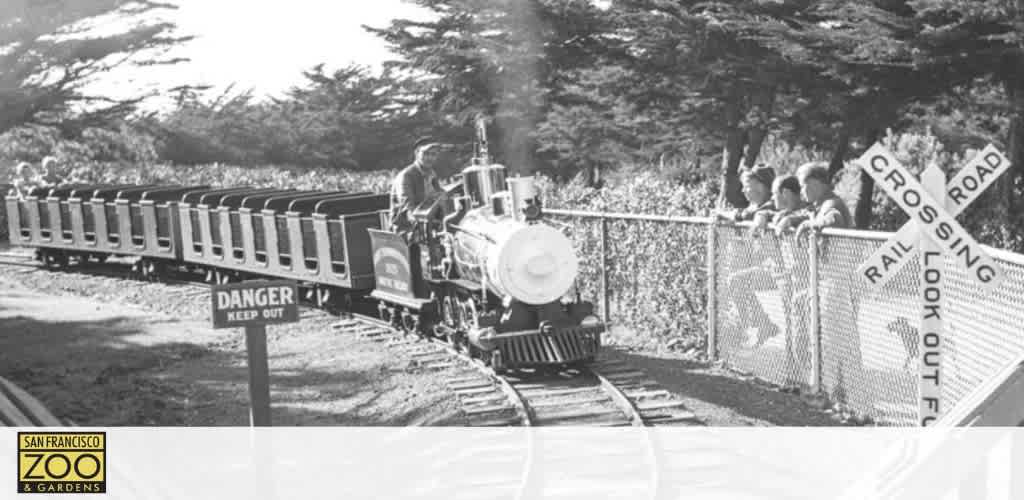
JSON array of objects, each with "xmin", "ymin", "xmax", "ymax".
[{"xmin": 87, "ymin": 0, "xmax": 430, "ymax": 111}]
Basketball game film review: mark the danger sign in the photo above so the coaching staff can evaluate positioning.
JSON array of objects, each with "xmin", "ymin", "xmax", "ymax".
[{"xmin": 211, "ymin": 280, "xmax": 299, "ymax": 329}]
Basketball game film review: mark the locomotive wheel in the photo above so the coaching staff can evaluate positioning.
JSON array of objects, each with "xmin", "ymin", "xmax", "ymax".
[
  {"xmin": 145, "ymin": 261, "xmax": 166, "ymax": 282},
  {"xmin": 44, "ymin": 252, "xmax": 68, "ymax": 269}
]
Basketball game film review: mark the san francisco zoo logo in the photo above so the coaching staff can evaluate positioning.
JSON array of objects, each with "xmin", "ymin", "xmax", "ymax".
[{"xmin": 18, "ymin": 432, "xmax": 106, "ymax": 494}]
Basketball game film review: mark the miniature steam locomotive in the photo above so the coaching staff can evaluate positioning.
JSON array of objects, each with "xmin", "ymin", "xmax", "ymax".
[
  {"xmin": 369, "ymin": 121, "xmax": 603, "ymax": 371},
  {"xmin": 4, "ymin": 121, "xmax": 603, "ymax": 372}
]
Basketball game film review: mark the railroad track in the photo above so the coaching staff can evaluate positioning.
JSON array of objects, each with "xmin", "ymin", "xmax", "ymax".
[
  {"xmin": 0, "ymin": 254, "xmax": 704, "ymax": 428},
  {"xmin": 332, "ymin": 315, "xmax": 705, "ymax": 427}
]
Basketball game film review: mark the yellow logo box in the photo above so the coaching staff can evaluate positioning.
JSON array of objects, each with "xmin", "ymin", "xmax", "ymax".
[{"xmin": 17, "ymin": 432, "xmax": 106, "ymax": 494}]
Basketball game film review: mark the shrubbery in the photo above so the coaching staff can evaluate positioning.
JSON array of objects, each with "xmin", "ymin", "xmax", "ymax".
[{"xmin": 2, "ymin": 129, "xmax": 1019, "ymax": 352}]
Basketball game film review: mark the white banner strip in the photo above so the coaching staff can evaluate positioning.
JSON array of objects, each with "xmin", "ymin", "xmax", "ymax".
[{"xmin": 4, "ymin": 428, "xmax": 1024, "ymax": 500}]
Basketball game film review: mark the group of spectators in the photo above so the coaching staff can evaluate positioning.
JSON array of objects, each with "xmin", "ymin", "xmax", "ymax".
[
  {"xmin": 9, "ymin": 157, "xmax": 64, "ymax": 199},
  {"xmin": 715, "ymin": 161, "xmax": 853, "ymax": 365},
  {"xmin": 715, "ymin": 161, "xmax": 852, "ymax": 236}
]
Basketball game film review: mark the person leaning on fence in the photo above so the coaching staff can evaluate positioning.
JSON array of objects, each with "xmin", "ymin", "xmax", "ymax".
[
  {"xmin": 11, "ymin": 162, "xmax": 38, "ymax": 200},
  {"xmin": 775, "ymin": 161, "xmax": 852, "ymax": 238},
  {"xmin": 752, "ymin": 174, "xmax": 805, "ymax": 281},
  {"xmin": 784, "ymin": 162, "xmax": 861, "ymax": 391},
  {"xmin": 717, "ymin": 164, "xmax": 781, "ymax": 347},
  {"xmin": 752, "ymin": 175, "xmax": 804, "ymax": 236},
  {"xmin": 715, "ymin": 165, "xmax": 777, "ymax": 224}
]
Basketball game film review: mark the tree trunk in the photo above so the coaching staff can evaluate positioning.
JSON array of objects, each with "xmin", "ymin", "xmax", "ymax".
[
  {"xmin": 741, "ymin": 85, "xmax": 776, "ymax": 169},
  {"xmin": 854, "ymin": 128, "xmax": 880, "ymax": 229},
  {"xmin": 1002, "ymin": 57, "xmax": 1024, "ymax": 217},
  {"xmin": 718, "ymin": 90, "xmax": 748, "ymax": 209},
  {"xmin": 828, "ymin": 126, "xmax": 851, "ymax": 178}
]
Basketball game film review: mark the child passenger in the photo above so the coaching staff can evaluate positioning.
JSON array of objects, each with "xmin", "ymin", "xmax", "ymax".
[{"xmin": 11, "ymin": 162, "xmax": 37, "ymax": 199}]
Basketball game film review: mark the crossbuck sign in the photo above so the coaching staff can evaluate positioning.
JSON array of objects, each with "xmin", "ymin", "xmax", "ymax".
[{"xmin": 854, "ymin": 143, "xmax": 1010, "ymax": 426}]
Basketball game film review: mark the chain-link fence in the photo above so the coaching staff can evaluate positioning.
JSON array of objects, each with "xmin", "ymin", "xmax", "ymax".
[
  {"xmin": 712, "ymin": 224, "xmax": 816, "ymax": 391},
  {"xmin": 548, "ymin": 208, "xmax": 1024, "ymax": 426},
  {"xmin": 548, "ymin": 209, "xmax": 708, "ymax": 349}
]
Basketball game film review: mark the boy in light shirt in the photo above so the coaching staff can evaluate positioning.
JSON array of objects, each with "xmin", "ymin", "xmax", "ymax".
[{"xmin": 775, "ymin": 162, "xmax": 852, "ymax": 237}]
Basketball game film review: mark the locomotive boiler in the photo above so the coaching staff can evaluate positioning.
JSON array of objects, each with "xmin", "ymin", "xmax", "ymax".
[{"xmin": 368, "ymin": 120, "xmax": 604, "ymax": 371}]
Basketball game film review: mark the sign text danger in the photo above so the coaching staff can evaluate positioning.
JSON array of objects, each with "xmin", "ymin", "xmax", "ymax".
[{"xmin": 211, "ymin": 280, "xmax": 300, "ymax": 329}]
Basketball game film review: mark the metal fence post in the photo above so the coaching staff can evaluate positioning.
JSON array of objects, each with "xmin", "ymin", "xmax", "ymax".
[
  {"xmin": 600, "ymin": 216, "xmax": 610, "ymax": 323},
  {"xmin": 706, "ymin": 220, "xmax": 718, "ymax": 361},
  {"xmin": 809, "ymin": 230, "xmax": 822, "ymax": 394}
]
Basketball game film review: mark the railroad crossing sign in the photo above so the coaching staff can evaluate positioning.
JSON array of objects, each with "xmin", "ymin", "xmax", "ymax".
[
  {"xmin": 854, "ymin": 143, "xmax": 1010, "ymax": 426},
  {"xmin": 856, "ymin": 143, "xmax": 1011, "ymax": 289}
]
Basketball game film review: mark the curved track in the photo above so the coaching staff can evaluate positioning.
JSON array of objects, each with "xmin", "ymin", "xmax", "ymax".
[
  {"xmin": 0, "ymin": 252, "xmax": 703, "ymax": 428},
  {"xmin": 332, "ymin": 315, "xmax": 704, "ymax": 427}
]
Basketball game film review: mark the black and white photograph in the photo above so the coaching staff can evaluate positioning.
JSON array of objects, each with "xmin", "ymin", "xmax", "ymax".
[{"xmin": 1, "ymin": 0, "xmax": 1023, "ymax": 498}]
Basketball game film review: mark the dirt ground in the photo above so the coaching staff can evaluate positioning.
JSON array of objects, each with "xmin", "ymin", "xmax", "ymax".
[
  {"xmin": 0, "ymin": 251, "xmax": 842, "ymax": 426},
  {"xmin": 0, "ymin": 258, "xmax": 467, "ymax": 426}
]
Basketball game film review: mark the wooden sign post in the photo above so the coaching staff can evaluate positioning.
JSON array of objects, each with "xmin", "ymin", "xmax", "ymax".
[
  {"xmin": 211, "ymin": 279, "xmax": 300, "ymax": 427},
  {"xmin": 855, "ymin": 143, "xmax": 1010, "ymax": 426}
]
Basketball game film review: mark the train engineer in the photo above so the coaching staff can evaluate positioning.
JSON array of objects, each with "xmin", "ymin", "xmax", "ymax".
[{"xmin": 389, "ymin": 137, "xmax": 445, "ymax": 233}]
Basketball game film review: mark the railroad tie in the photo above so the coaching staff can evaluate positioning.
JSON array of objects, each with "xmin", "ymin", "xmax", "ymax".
[
  {"xmin": 448, "ymin": 379, "xmax": 493, "ymax": 390},
  {"xmin": 462, "ymin": 404, "xmax": 512, "ymax": 416},
  {"xmin": 529, "ymin": 396, "xmax": 610, "ymax": 409},
  {"xmin": 626, "ymin": 389, "xmax": 672, "ymax": 400},
  {"xmin": 534, "ymin": 406, "xmax": 621, "ymax": 422},
  {"xmin": 644, "ymin": 412, "xmax": 704, "ymax": 425},
  {"xmin": 471, "ymin": 416, "xmax": 522, "ymax": 427},
  {"xmin": 448, "ymin": 376, "xmax": 488, "ymax": 385},
  {"xmin": 421, "ymin": 362, "xmax": 454, "ymax": 371},
  {"xmin": 452, "ymin": 386, "xmax": 499, "ymax": 396},
  {"xmin": 460, "ymin": 393, "xmax": 507, "ymax": 406},
  {"xmin": 637, "ymin": 399, "xmax": 689, "ymax": 412},
  {"xmin": 515, "ymin": 386, "xmax": 595, "ymax": 397}
]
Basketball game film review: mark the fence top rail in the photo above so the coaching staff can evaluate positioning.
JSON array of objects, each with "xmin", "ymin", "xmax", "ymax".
[
  {"xmin": 548, "ymin": 207, "xmax": 1024, "ymax": 267},
  {"xmin": 544, "ymin": 207, "xmax": 709, "ymax": 225}
]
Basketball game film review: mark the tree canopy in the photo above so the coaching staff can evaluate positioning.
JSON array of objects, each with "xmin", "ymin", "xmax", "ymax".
[{"xmin": 0, "ymin": 0, "xmax": 189, "ymax": 136}]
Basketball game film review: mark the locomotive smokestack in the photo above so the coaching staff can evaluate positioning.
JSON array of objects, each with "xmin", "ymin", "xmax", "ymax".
[{"xmin": 473, "ymin": 114, "xmax": 492, "ymax": 166}]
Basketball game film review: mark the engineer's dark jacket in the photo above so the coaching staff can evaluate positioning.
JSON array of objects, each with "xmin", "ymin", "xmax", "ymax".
[{"xmin": 389, "ymin": 163, "xmax": 442, "ymax": 231}]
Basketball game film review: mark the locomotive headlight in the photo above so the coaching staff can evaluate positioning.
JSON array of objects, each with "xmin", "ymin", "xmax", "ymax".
[{"xmin": 523, "ymin": 202, "xmax": 541, "ymax": 220}]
